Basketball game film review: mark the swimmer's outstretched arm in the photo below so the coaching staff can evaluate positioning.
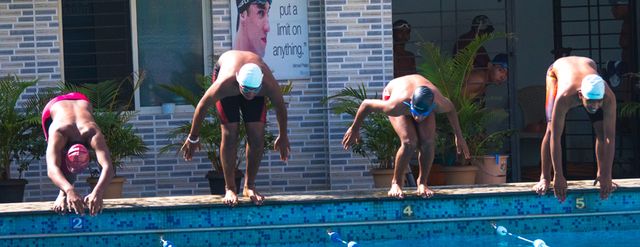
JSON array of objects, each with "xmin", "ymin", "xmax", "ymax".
[
  {"xmin": 262, "ymin": 68, "xmax": 290, "ymax": 160},
  {"xmin": 182, "ymin": 74, "xmax": 231, "ymax": 161},
  {"xmin": 46, "ymin": 132, "xmax": 84, "ymax": 215},
  {"xmin": 438, "ymin": 98, "xmax": 470, "ymax": 159},
  {"xmin": 85, "ymin": 130, "xmax": 114, "ymax": 216},
  {"xmin": 342, "ymin": 99, "xmax": 403, "ymax": 149},
  {"xmin": 594, "ymin": 93, "xmax": 616, "ymax": 199},
  {"xmin": 548, "ymin": 98, "xmax": 569, "ymax": 202},
  {"xmin": 46, "ymin": 133, "xmax": 72, "ymax": 194}
]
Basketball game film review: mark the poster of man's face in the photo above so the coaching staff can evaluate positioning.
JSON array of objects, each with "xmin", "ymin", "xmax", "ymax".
[
  {"xmin": 235, "ymin": 0, "xmax": 271, "ymax": 57},
  {"xmin": 231, "ymin": 0, "xmax": 310, "ymax": 80}
]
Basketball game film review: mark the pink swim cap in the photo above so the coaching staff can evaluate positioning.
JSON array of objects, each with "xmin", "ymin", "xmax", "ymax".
[{"xmin": 65, "ymin": 144, "xmax": 89, "ymax": 174}]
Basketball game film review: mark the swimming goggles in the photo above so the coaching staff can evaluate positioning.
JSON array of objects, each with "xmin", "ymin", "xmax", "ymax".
[
  {"xmin": 393, "ymin": 23, "xmax": 411, "ymax": 30},
  {"xmin": 241, "ymin": 84, "xmax": 262, "ymax": 94},
  {"xmin": 403, "ymin": 101, "xmax": 435, "ymax": 117}
]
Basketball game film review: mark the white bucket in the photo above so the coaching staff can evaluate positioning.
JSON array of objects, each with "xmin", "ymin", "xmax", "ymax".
[{"xmin": 473, "ymin": 155, "xmax": 508, "ymax": 184}]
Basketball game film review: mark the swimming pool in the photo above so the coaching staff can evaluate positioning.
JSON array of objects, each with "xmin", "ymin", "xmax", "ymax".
[
  {"xmin": 1, "ymin": 179, "xmax": 638, "ymax": 246},
  {"xmin": 350, "ymin": 229, "xmax": 639, "ymax": 247}
]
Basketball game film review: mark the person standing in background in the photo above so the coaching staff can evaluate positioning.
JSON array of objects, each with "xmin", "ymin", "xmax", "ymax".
[
  {"xmin": 393, "ymin": 19, "xmax": 417, "ymax": 78},
  {"xmin": 453, "ymin": 15, "xmax": 495, "ymax": 70}
]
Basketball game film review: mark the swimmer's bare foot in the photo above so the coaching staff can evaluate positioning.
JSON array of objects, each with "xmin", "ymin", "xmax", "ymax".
[
  {"xmin": 223, "ymin": 189, "xmax": 238, "ymax": 207},
  {"xmin": 243, "ymin": 186, "xmax": 265, "ymax": 206},
  {"xmin": 52, "ymin": 193, "xmax": 67, "ymax": 214},
  {"xmin": 416, "ymin": 184, "xmax": 434, "ymax": 198},
  {"xmin": 533, "ymin": 178, "xmax": 550, "ymax": 195},
  {"xmin": 387, "ymin": 183, "xmax": 405, "ymax": 199}
]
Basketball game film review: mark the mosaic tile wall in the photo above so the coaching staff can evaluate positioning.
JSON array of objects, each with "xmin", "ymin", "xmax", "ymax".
[{"xmin": 1, "ymin": 190, "xmax": 638, "ymax": 246}]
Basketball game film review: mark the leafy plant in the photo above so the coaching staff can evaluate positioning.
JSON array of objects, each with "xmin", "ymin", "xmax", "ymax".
[
  {"xmin": 159, "ymin": 75, "xmax": 292, "ymax": 174},
  {"xmin": 324, "ymin": 84, "xmax": 399, "ymax": 169},
  {"xmin": 53, "ymin": 75, "xmax": 148, "ymax": 174},
  {"xmin": 619, "ymin": 102, "xmax": 640, "ymax": 117},
  {"xmin": 618, "ymin": 73, "xmax": 640, "ymax": 118},
  {"xmin": 0, "ymin": 76, "xmax": 45, "ymax": 180},
  {"xmin": 418, "ymin": 33, "xmax": 513, "ymax": 162}
]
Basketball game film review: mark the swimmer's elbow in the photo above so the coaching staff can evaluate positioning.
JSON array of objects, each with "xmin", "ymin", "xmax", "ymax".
[{"xmin": 46, "ymin": 169, "xmax": 57, "ymax": 180}]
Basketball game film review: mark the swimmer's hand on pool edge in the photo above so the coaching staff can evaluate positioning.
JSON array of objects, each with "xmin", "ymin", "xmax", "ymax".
[
  {"xmin": 65, "ymin": 189, "xmax": 85, "ymax": 215},
  {"xmin": 552, "ymin": 176, "xmax": 567, "ymax": 203},
  {"xmin": 594, "ymin": 176, "xmax": 618, "ymax": 200},
  {"xmin": 84, "ymin": 191, "xmax": 104, "ymax": 216}
]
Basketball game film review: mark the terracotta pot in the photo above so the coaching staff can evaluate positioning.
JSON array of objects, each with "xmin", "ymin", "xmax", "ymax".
[
  {"xmin": 411, "ymin": 164, "xmax": 447, "ymax": 186},
  {"xmin": 428, "ymin": 164, "xmax": 447, "ymax": 186},
  {"xmin": 439, "ymin": 165, "xmax": 479, "ymax": 185},
  {"xmin": 87, "ymin": 176, "xmax": 126, "ymax": 199},
  {"xmin": 370, "ymin": 168, "xmax": 395, "ymax": 188}
]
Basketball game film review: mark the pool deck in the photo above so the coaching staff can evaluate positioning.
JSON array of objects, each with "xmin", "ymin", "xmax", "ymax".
[{"xmin": 1, "ymin": 178, "xmax": 639, "ymax": 215}]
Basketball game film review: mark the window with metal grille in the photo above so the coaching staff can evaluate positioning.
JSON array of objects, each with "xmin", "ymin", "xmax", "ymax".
[{"xmin": 61, "ymin": 0, "xmax": 134, "ymax": 107}]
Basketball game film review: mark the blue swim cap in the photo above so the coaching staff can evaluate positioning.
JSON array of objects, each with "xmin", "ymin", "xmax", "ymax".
[
  {"xmin": 581, "ymin": 74, "xmax": 605, "ymax": 100},
  {"xmin": 492, "ymin": 53, "xmax": 508, "ymax": 69}
]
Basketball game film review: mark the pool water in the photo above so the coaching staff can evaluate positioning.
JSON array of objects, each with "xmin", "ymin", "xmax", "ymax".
[
  {"xmin": 2, "ymin": 180, "xmax": 639, "ymax": 247},
  {"xmin": 351, "ymin": 229, "xmax": 640, "ymax": 247}
]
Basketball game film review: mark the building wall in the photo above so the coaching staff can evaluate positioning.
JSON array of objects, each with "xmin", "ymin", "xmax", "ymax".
[
  {"xmin": 0, "ymin": 0, "xmax": 64, "ymax": 200},
  {"xmin": 324, "ymin": 0, "xmax": 393, "ymax": 190},
  {"xmin": 0, "ymin": 0, "xmax": 60, "ymax": 85},
  {"xmin": 1, "ymin": 0, "xmax": 393, "ymax": 201}
]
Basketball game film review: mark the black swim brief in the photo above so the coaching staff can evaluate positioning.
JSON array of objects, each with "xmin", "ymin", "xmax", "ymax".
[{"xmin": 215, "ymin": 95, "xmax": 266, "ymax": 124}]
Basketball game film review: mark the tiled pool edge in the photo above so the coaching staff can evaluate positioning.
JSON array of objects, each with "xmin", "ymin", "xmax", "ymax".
[
  {"xmin": 4, "ymin": 179, "xmax": 637, "ymax": 214},
  {"xmin": 1, "ymin": 179, "xmax": 639, "ymax": 246}
]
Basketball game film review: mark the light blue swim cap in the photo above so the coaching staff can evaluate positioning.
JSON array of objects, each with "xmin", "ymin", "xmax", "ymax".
[
  {"xmin": 236, "ymin": 63, "xmax": 263, "ymax": 88},
  {"xmin": 581, "ymin": 74, "xmax": 605, "ymax": 100}
]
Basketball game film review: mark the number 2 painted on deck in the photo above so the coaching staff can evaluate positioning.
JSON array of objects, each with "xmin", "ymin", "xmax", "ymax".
[
  {"xmin": 71, "ymin": 217, "xmax": 84, "ymax": 229},
  {"xmin": 403, "ymin": 205, "xmax": 413, "ymax": 217}
]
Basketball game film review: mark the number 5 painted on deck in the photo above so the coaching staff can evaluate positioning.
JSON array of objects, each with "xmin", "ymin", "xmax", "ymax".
[
  {"xmin": 575, "ymin": 197, "xmax": 586, "ymax": 209},
  {"xmin": 403, "ymin": 205, "xmax": 413, "ymax": 217}
]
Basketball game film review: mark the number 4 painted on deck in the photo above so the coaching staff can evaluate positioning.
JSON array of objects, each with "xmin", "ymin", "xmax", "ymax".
[{"xmin": 403, "ymin": 205, "xmax": 413, "ymax": 217}]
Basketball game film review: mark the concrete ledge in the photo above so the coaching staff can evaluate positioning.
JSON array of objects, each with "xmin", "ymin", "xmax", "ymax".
[{"xmin": 2, "ymin": 179, "xmax": 638, "ymax": 215}]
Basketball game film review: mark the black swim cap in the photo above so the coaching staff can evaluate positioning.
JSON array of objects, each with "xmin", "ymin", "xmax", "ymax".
[
  {"xmin": 237, "ymin": 0, "xmax": 272, "ymax": 13},
  {"xmin": 412, "ymin": 86, "xmax": 434, "ymax": 113}
]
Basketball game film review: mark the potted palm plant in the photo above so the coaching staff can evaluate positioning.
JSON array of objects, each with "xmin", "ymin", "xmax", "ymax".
[
  {"xmin": 0, "ymin": 76, "xmax": 45, "ymax": 202},
  {"xmin": 617, "ymin": 72, "xmax": 640, "ymax": 178},
  {"xmin": 618, "ymin": 73, "xmax": 640, "ymax": 118},
  {"xmin": 159, "ymin": 75, "xmax": 291, "ymax": 195},
  {"xmin": 55, "ymin": 77, "xmax": 148, "ymax": 198},
  {"xmin": 324, "ymin": 84, "xmax": 401, "ymax": 188},
  {"xmin": 418, "ymin": 33, "xmax": 513, "ymax": 185}
]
